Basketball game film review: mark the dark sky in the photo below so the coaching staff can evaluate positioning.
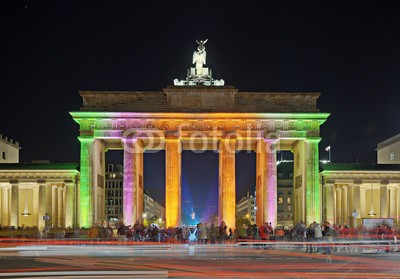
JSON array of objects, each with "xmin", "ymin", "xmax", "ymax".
[{"xmin": 2, "ymin": 1, "xmax": 400, "ymax": 208}]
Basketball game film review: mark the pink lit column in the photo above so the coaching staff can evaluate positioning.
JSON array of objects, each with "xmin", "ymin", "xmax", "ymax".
[
  {"xmin": 256, "ymin": 139, "xmax": 277, "ymax": 228},
  {"xmin": 265, "ymin": 139, "xmax": 277, "ymax": 228},
  {"xmin": 122, "ymin": 138, "xmax": 143, "ymax": 226}
]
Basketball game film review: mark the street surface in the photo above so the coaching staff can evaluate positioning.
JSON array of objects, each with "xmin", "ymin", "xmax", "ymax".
[{"xmin": 0, "ymin": 242, "xmax": 399, "ymax": 278}]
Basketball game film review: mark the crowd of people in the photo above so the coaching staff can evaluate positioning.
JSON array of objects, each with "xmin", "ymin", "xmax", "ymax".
[{"xmin": 0, "ymin": 220, "xmax": 398, "ymax": 252}]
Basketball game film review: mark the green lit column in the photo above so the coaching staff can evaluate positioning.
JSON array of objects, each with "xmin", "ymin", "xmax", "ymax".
[
  {"xmin": 78, "ymin": 136, "xmax": 94, "ymax": 228},
  {"xmin": 323, "ymin": 183, "xmax": 334, "ymax": 224},
  {"xmin": 304, "ymin": 138, "xmax": 321, "ymax": 224}
]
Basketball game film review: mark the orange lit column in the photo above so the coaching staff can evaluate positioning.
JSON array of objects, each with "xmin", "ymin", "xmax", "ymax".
[
  {"xmin": 218, "ymin": 137, "xmax": 236, "ymax": 232},
  {"xmin": 165, "ymin": 137, "xmax": 181, "ymax": 228},
  {"xmin": 256, "ymin": 140, "xmax": 264, "ymax": 226}
]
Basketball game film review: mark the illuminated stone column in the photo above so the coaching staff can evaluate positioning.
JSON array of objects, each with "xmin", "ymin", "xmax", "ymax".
[
  {"xmin": 323, "ymin": 183, "xmax": 334, "ymax": 224},
  {"xmin": 348, "ymin": 185, "xmax": 354, "ymax": 220},
  {"xmin": 256, "ymin": 140, "xmax": 265, "ymax": 226},
  {"xmin": 165, "ymin": 137, "xmax": 181, "ymax": 228},
  {"xmin": 135, "ymin": 141, "xmax": 144, "ymax": 223},
  {"xmin": 265, "ymin": 140, "xmax": 277, "ymax": 228},
  {"xmin": 78, "ymin": 136, "xmax": 95, "ymax": 228},
  {"xmin": 38, "ymin": 184, "xmax": 46, "ymax": 230},
  {"xmin": 397, "ymin": 186, "xmax": 400, "ymax": 225},
  {"xmin": 389, "ymin": 187, "xmax": 396, "ymax": 219},
  {"xmin": 352, "ymin": 184, "xmax": 361, "ymax": 227},
  {"xmin": 123, "ymin": 139, "xmax": 134, "ymax": 226},
  {"xmin": 64, "ymin": 182, "xmax": 75, "ymax": 228},
  {"xmin": 380, "ymin": 184, "xmax": 388, "ymax": 218},
  {"xmin": 45, "ymin": 185, "xmax": 53, "ymax": 226},
  {"xmin": 62, "ymin": 186, "xmax": 66, "ymax": 227},
  {"xmin": 341, "ymin": 186, "xmax": 348, "ymax": 225},
  {"xmin": 304, "ymin": 138, "xmax": 321, "ymax": 224},
  {"xmin": 335, "ymin": 187, "xmax": 341, "ymax": 225},
  {"xmin": 292, "ymin": 140, "xmax": 305, "ymax": 225},
  {"xmin": 122, "ymin": 138, "xmax": 144, "ymax": 226},
  {"xmin": 92, "ymin": 139, "xmax": 106, "ymax": 224},
  {"xmin": 52, "ymin": 186, "xmax": 58, "ymax": 227},
  {"xmin": 10, "ymin": 183, "xmax": 19, "ymax": 227},
  {"xmin": 360, "ymin": 187, "xmax": 366, "ymax": 218},
  {"xmin": 219, "ymin": 137, "xmax": 236, "ymax": 231},
  {"xmin": 1, "ymin": 188, "xmax": 9, "ymax": 226},
  {"xmin": 57, "ymin": 187, "xmax": 64, "ymax": 227},
  {"xmin": 32, "ymin": 187, "xmax": 39, "ymax": 227}
]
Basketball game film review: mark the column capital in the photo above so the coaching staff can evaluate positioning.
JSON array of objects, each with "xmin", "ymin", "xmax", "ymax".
[
  {"xmin": 121, "ymin": 137, "xmax": 138, "ymax": 144},
  {"xmin": 353, "ymin": 179, "xmax": 362, "ymax": 184},
  {"xmin": 304, "ymin": 137, "xmax": 321, "ymax": 143},
  {"xmin": 165, "ymin": 137, "xmax": 181, "ymax": 142},
  {"xmin": 380, "ymin": 180, "xmax": 389, "ymax": 185},
  {"xmin": 221, "ymin": 131, "xmax": 237, "ymax": 141},
  {"xmin": 164, "ymin": 130, "xmax": 180, "ymax": 140},
  {"xmin": 263, "ymin": 138, "xmax": 278, "ymax": 145},
  {"xmin": 78, "ymin": 136, "xmax": 95, "ymax": 143}
]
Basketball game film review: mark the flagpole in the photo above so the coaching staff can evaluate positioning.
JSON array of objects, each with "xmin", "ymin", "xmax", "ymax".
[{"xmin": 329, "ymin": 147, "xmax": 331, "ymax": 162}]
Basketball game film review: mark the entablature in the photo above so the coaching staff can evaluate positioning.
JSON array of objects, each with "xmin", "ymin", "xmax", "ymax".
[
  {"xmin": 71, "ymin": 112, "xmax": 329, "ymax": 139},
  {"xmin": 321, "ymin": 171, "xmax": 400, "ymax": 185},
  {"xmin": 0, "ymin": 171, "xmax": 79, "ymax": 184}
]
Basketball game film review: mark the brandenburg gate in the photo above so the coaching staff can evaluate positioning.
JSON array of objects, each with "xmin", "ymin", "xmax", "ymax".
[{"xmin": 71, "ymin": 41, "xmax": 329, "ymax": 230}]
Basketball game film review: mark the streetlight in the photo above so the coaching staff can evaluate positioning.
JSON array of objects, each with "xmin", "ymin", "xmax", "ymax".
[{"xmin": 325, "ymin": 145, "xmax": 331, "ymax": 162}]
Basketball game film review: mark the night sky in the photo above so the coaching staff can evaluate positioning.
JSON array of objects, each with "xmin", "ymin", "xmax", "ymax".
[{"xmin": 2, "ymin": 1, "xmax": 400, "ymax": 209}]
